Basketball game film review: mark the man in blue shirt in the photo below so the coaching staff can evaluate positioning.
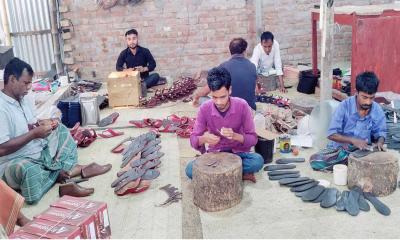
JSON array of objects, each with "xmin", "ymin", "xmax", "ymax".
[
  {"xmin": 192, "ymin": 37, "xmax": 257, "ymax": 110},
  {"xmin": 327, "ymin": 72, "xmax": 386, "ymax": 150}
]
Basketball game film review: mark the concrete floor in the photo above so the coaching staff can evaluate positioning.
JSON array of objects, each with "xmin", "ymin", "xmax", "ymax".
[{"xmin": 22, "ymin": 88, "xmax": 400, "ymax": 238}]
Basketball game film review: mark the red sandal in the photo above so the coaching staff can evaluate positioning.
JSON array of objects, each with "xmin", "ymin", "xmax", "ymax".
[{"xmin": 98, "ymin": 128, "xmax": 124, "ymax": 138}]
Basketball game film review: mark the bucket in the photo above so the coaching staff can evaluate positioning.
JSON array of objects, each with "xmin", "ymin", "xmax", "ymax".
[
  {"xmin": 255, "ymin": 137, "xmax": 274, "ymax": 164},
  {"xmin": 333, "ymin": 164, "xmax": 348, "ymax": 186}
]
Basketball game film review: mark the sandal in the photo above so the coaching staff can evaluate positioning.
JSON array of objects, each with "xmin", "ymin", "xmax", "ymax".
[
  {"xmin": 111, "ymin": 137, "xmax": 135, "ymax": 153},
  {"xmin": 78, "ymin": 129, "xmax": 97, "ymax": 148},
  {"xmin": 69, "ymin": 122, "xmax": 81, "ymax": 136},
  {"xmin": 98, "ymin": 112, "xmax": 119, "ymax": 127},
  {"xmin": 176, "ymin": 126, "xmax": 192, "ymax": 138},
  {"xmin": 98, "ymin": 128, "xmax": 124, "ymax": 138},
  {"xmin": 159, "ymin": 120, "xmax": 182, "ymax": 133}
]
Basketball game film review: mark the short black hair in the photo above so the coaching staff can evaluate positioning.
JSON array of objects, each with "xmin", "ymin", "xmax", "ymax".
[
  {"xmin": 229, "ymin": 38, "xmax": 247, "ymax": 55},
  {"xmin": 3, "ymin": 58, "xmax": 34, "ymax": 85},
  {"xmin": 125, "ymin": 29, "xmax": 138, "ymax": 37},
  {"xmin": 260, "ymin": 31, "xmax": 274, "ymax": 42},
  {"xmin": 207, "ymin": 67, "xmax": 231, "ymax": 91},
  {"xmin": 355, "ymin": 71, "xmax": 380, "ymax": 94}
]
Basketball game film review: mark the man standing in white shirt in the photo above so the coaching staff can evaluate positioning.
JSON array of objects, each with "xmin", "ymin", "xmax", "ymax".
[{"xmin": 250, "ymin": 31, "xmax": 286, "ymax": 93}]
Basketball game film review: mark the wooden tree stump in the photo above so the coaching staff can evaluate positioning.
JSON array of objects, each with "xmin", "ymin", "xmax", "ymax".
[
  {"xmin": 193, "ymin": 152, "xmax": 243, "ymax": 212},
  {"xmin": 348, "ymin": 151, "xmax": 399, "ymax": 197}
]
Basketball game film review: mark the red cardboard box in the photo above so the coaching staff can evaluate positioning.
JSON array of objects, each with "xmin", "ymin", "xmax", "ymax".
[
  {"xmin": 51, "ymin": 196, "xmax": 111, "ymax": 238},
  {"xmin": 35, "ymin": 207, "xmax": 96, "ymax": 239},
  {"xmin": 18, "ymin": 218, "xmax": 81, "ymax": 239},
  {"xmin": 9, "ymin": 230, "xmax": 46, "ymax": 239}
]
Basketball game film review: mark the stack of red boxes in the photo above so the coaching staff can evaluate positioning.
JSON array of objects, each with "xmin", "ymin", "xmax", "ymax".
[{"xmin": 9, "ymin": 196, "xmax": 111, "ymax": 239}]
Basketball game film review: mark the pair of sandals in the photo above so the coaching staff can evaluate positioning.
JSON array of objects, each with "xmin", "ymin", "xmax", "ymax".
[
  {"xmin": 129, "ymin": 114, "xmax": 195, "ymax": 138},
  {"xmin": 139, "ymin": 77, "xmax": 197, "ymax": 108},
  {"xmin": 70, "ymin": 123, "xmax": 97, "ymax": 148},
  {"xmin": 256, "ymin": 95, "xmax": 290, "ymax": 108},
  {"xmin": 111, "ymin": 132, "xmax": 164, "ymax": 195}
]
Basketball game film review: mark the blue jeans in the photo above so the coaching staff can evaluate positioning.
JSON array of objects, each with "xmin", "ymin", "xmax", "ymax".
[
  {"xmin": 185, "ymin": 152, "xmax": 264, "ymax": 179},
  {"xmin": 143, "ymin": 73, "xmax": 160, "ymax": 89}
]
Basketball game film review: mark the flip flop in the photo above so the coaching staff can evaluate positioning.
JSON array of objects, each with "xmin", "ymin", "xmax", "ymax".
[
  {"xmin": 99, "ymin": 112, "xmax": 119, "ymax": 127},
  {"xmin": 129, "ymin": 119, "xmax": 147, "ymax": 128},
  {"xmin": 312, "ymin": 188, "xmax": 328, "ymax": 203},
  {"xmin": 131, "ymin": 151, "xmax": 165, "ymax": 168},
  {"xmin": 98, "ymin": 128, "xmax": 124, "ymax": 138},
  {"xmin": 345, "ymin": 189, "xmax": 360, "ymax": 216},
  {"xmin": 176, "ymin": 127, "xmax": 193, "ymax": 138},
  {"xmin": 301, "ymin": 185, "xmax": 326, "ymax": 201},
  {"xmin": 159, "ymin": 120, "xmax": 182, "ymax": 133},
  {"xmin": 290, "ymin": 181, "xmax": 319, "ymax": 192},
  {"xmin": 141, "ymin": 169, "xmax": 160, "ymax": 180},
  {"xmin": 142, "ymin": 145, "xmax": 162, "ymax": 158},
  {"xmin": 117, "ymin": 152, "xmax": 141, "ymax": 177},
  {"xmin": 79, "ymin": 129, "xmax": 97, "ymax": 148},
  {"xmin": 279, "ymin": 177, "xmax": 310, "ymax": 185},
  {"xmin": 364, "ymin": 192, "xmax": 391, "ymax": 216},
  {"xmin": 267, "ymin": 170, "xmax": 300, "ymax": 176},
  {"xmin": 275, "ymin": 158, "xmax": 305, "ymax": 164},
  {"xmin": 286, "ymin": 179, "xmax": 316, "ymax": 187},
  {"xmin": 351, "ymin": 186, "xmax": 370, "ymax": 212},
  {"xmin": 269, "ymin": 173, "xmax": 300, "ymax": 181},
  {"xmin": 321, "ymin": 188, "xmax": 339, "ymax": 208},
  {"xmin": 122, "ymin": 132, "xmax": 157, "ymax": 167},
  {"xmin": 142, "ymin": 159, "xmax": 162, "ymax": 170},
  {"xmin": 144, "ymin": 118, "xmax": 163, "ymax": 128},
  {"xmin": 111, "ymin": 137, "xmax": 135, "ymax": 154},
  {"xmin": 264, "ymin": 164, "xmax": 296, "ymax": 171},
  {"xmin": 69, "ymin": 122, "xmax": 81, "ymax": 136},
  {"xmin": 115, "ymin": 177, "xmax": 141, "ymax": 196},
  {"xmin": 336, "ymin": 191, "xmax": 348, "ymax": 211},
  {"xmin": 128, "ymin": 180, "xmax": 152, "ymax": 194},
  {"xmin": 111, "ymin": 167, "xmax": 145, "ymax": 191}
]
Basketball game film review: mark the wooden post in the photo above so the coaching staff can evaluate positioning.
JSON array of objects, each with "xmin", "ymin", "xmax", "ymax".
[
  {"xmin": 49, "ymin": 0, "xmax": 63, "ymax": 75},
  {"xmin": 255, "ymin": 0, "xmax": 263, "ymax": 38},
  {"xmin": 320, "ymin": 0, "xmax": 334, "ymax": 102},
  {"xmin": 315, "ymin": 0, "xmax": 334, "ymax": 150},
  {"xmin": 0, "ymin": 0, "xmax": 11, "ymax": 46}
]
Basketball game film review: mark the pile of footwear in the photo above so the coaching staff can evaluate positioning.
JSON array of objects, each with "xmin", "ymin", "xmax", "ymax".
[
  {"xmin": 129, "ymin": 114, "xmax": 195, "ymax": 138},
  {"xmin": 59, "ymin": 163, "xmax": 112, "ymax": 198},
  {"xmin": 256, "ymin": 94, "xmax": 290, "ymax": 108},
  {"xmin": 139, "ymin": 77, "xmax": 197, "ymax": 108},
  {"xmin": 264, "ymin": 158, "xmax": 391, "ymax": 216},
  {"xmin": 111, "ymin": 132, "xmax": 164, "ymax": 196},
  {"xmin": 262, "ymin": 104, "xmax": 297, "ymax": 134}
]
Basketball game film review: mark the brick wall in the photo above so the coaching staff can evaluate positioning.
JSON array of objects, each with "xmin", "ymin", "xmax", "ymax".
[{"xmin": 60, "ymin": 0, "xmax": 393, "ymax": 81}]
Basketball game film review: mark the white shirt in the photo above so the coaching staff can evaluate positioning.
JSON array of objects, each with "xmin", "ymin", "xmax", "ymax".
[
  {"xmin": 0, "ymin": 91, "xmax": 45, "ymax": 176},
  {"xmin": 250, "ymin": 40, "xmax": 283, "ymax": 76}
]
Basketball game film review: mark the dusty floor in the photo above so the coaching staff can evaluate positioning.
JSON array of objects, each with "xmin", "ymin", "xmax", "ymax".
[{"xmin": 22, "ymin": 88, "xmax": 400, "ymax": 239}]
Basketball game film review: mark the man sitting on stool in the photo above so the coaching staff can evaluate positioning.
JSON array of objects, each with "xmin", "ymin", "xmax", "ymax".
[{"xmin": 186, "ymin": 67, "xmax": 264, "ymax": 183}]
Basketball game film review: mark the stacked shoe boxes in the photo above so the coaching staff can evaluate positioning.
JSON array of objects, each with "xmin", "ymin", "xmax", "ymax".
[{"xmin": 9, "ymin": 196, "xmax": 111, "ymax": 239}]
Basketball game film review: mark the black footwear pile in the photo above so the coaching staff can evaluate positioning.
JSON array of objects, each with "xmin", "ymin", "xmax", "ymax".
[{"xmin": 264, "ymin": 158, "xmax": 391, "ymax": 216}]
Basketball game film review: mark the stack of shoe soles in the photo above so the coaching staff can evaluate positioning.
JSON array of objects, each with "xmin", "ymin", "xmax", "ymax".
[
  {"xmin": 59, "ymin": 162, "xmax": 112, "ymax": 198},
  {"xmin": 111, "ymin": 132, "xmax": 164, "ymax": 196},
  {"xmin": 264, "ymin": 158, "xmax": 391, "ymax": 216},
  {"xmin": 383, "ymin": 107, "xmax": 400, "ymax": 151}
]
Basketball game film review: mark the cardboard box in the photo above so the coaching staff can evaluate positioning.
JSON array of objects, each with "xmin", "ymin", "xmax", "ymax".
[
  {"xmin": 9, "ymin": 230, "xmax": 45, "ymax": 239},
  {"xmin": 35, "ymin": 207, "xmax": 96, "ymax": 239},
  {"xmin": 18, "ymin": 218, "xmax": 81, "ymax": 239},
  {"xmin": 51, "ymin": 196, "xmax": 111, "ymax": 239},
  {"xmin": 107, "ymin": 71, "xmax": 141, "ymax": 107}
]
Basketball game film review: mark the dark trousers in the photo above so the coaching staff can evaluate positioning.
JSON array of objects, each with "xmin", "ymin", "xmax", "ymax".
[{"xmin": 143, "ymin": 73, "xmax": 160, "ymax": 89}]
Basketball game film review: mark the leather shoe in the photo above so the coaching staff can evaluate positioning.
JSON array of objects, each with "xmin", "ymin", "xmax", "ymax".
[
  {"xmin": 81, "ymin": 163, "xmax": 112, "ymax": 178},
  {"xmin": 59, "ymin": 182, "xmax": 94, "ymax": 197}
]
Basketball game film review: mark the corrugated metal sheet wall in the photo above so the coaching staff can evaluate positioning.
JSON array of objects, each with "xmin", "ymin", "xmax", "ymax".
[{"xmin": 6, "ymin": 0, "xmax": 54, "ymax": 73}]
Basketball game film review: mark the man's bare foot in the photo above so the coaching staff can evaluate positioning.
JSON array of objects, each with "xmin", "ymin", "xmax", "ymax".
[{"xmin": 16, "ymin": 212, "xmax": 30, "ymax": 227}]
